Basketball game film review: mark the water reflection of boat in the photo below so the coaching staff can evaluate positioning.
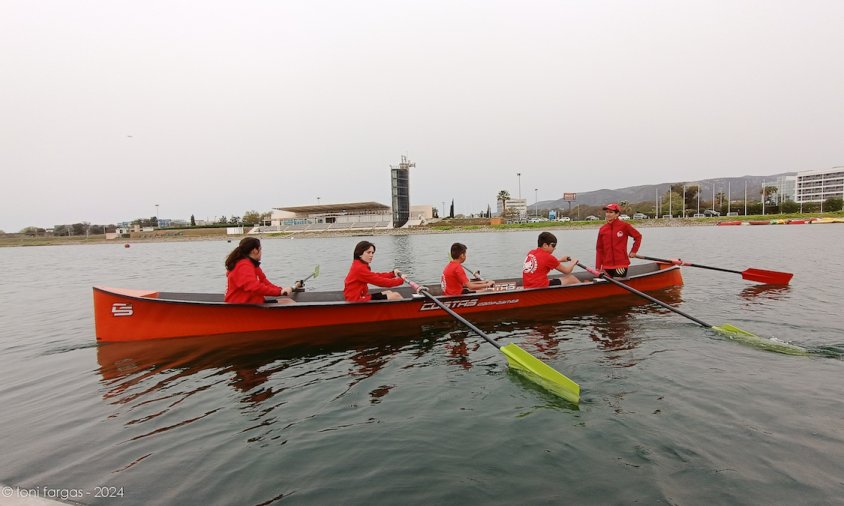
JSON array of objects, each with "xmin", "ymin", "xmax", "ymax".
[{"xmin": 93, "ymin": 263, "xmax": 682, "ymax": 342}]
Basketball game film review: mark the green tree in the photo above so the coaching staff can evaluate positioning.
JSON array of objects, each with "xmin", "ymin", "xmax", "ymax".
[
  {"xmin": 763, "ymin": 185, "xmax": 778, "ymax": 205},
  {"xmin": 242, "ymin": 210, "xmax": 262, "ymax": 225},
  {"xmin": 497, "ymin": 190, "xmax": 511, "ymax": 216},
  {"xmin": 229, "ymin": 216, "xmax": 241, "ymax": 225},
  {"xmin": 190, "ymin": 214, "xmax": 196, "ymax": 226},
  {"xmin": 781, "ymin": 200, "xmax": 800, "ymax": 213},
  {"xmin": 218, "ymin": 216, "xmax": 228, "ymax": 224},
  {"xmin": 824, "ymin": 197, "xmax": 843, "ymax": 212}
]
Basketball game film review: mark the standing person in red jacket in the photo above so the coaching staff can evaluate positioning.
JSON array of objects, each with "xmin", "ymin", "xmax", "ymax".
[
  {"xmin": 442, "ymin": 242, "xmax": 495, "ymax": 296},
  {"xmin": 595, "ymin": 203, "xmax": 642, "ymax": 278},
  {"xmin": 225, "ymin": 237, "xmax": 297, "ymax": 303},
  {"xmin": 522, "ymin": 232, "xmax": 581, "ymax": 288},
  {"xmin": 344, "ymin": 240, "xmax": 406, "ymax": 302}
]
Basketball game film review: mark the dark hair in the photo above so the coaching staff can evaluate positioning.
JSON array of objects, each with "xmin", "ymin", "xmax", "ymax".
[
  {"xmin": 225, "ymin": 237, "xmax": 261, "ymax": 271},
  {"xmin": 537, "ymin": 231, "xmax": 557, "ymax": 247},
  {"xmin": 450, "ymin": 242, "xmax": 467, "ymax": 259},
  {"xmin": 353, "ymin": 240, "xmax": 376, "ymax": 260}
]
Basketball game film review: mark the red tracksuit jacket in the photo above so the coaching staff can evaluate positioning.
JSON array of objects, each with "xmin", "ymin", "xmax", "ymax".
[{"xmin": 595, "ymin": 220, "xmax": 642, "ymax": 270}]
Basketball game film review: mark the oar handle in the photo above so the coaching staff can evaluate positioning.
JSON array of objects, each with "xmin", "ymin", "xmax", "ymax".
[
  {"xmin": 294, "ymin": 265, "xmax": 320, "ymax": 292},
  {"xmin": 577, "ymin": 262, "xmax": 713, "ymax": 329},
  {"xmin": 406, "ymin": 279, "xmax": 501, "ymax": 349},
  {"xmin": 460, "ymin": 264, "xmax": 482, "ymax": 280},
  {"xmin": 637, "ymin": 255, "xmax": 742, "ymax": 275}
]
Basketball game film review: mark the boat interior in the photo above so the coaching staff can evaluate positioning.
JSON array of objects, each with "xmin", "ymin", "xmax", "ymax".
[{"xmin": 153, "ymin": 263, "xmax": 665, "ymax": 304}]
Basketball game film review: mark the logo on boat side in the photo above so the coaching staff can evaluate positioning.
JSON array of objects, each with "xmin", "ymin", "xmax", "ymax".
[
  {"xmin": 111, "ymin": 303, "xmax": 133, "ymax": 317},
  {"xmin": 420, "ymin": 299, "xmax": 479, "ymax": 311}
]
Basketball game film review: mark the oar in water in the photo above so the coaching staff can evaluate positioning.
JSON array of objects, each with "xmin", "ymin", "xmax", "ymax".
[
  {"xmin": 405, "ymin": 278, "xmax": 580, "ymax": 403},
  {"xmin": 636, "ymin": 255, "xmax": 793, "ymax": 285},
  {"xmin": 576, "ymin": 263, "xmax": 807, "ymax": 356},
  {"xmin": 293, "ymin": 264, "xmax": 320, "ymax": 292}
]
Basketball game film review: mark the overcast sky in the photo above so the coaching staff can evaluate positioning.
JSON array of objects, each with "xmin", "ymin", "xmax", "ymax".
[{"xmin": 1, "ymin": 0, "xmax": 842, "ymax": 231}]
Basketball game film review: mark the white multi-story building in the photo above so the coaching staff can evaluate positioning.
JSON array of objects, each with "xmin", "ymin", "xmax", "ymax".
[
  {"xmin": 795, "ymin": 166, "xmax": 844, "ymax": 203},
  {"xmin": 497, "ymin": 198, "xmax": 527, "ymax": 219}
]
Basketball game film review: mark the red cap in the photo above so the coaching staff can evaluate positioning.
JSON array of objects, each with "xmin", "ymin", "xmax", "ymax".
[{"xmin": 602, "ymin": 203, "xmax": 620, "ymax": 212}]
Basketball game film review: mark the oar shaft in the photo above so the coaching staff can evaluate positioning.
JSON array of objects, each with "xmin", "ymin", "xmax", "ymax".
[
  {"xmin": 577, "ymin": 262, "xmax": 713, "ymax": 329},
  {"xmin": 637, "ymin": 255, "xmax": 742, "ymax": 275},
  {"xmin": 407, "ymin": 280, "xmax": 501, "ymax": 349},
  {"xmin": 461, "ymin": 264, "xmax": 481, "ymax": 279}
]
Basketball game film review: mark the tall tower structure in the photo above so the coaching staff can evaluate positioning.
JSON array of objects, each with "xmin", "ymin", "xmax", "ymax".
[{"xmin": 390, "ymin": 155, "xmax": 414, "ymax": 228}]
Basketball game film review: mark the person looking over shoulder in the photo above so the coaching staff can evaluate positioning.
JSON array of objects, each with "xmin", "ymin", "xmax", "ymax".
[
  {"xmin": 523, "ymin": 231, "xmax": 580, "ymax": 288},
  {"xmin": 225, "ymin": 237, "xmax": 297, "ymax": 304},
  {"xmin": 344, "ymin": 240, "xmax": 406, "ymax": 302},
  {"xmin": 595, "ymin": 203, "xmax": 642, "ymax": 278},
  {"xmin": 441, "ymin": 242, "xmax": 495, "ymax": 296}
]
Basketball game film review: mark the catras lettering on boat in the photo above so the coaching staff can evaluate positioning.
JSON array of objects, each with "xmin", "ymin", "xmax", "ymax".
[{"xmin": 420, "ymin": 298, "xmax": 479, "ymax": 311}]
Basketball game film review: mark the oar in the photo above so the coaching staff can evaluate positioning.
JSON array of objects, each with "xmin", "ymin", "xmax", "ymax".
[
  {"xmin": 636, "ymin": 255, "xmax": 793, "ymax": 285},
  {"xmin": 576, "ymin": 263, "xmax": 807, "ymax": 356},
  {"xmin": 293, "ymin": 264, "xmax": 320, "ymax": 292},
  {"xmin": 406, "ymin": 278, "xmax": 580, "ymax": 403},
  {"xmin": 460, "ymin": 264, "xmax": 482, "ymax": 280}
]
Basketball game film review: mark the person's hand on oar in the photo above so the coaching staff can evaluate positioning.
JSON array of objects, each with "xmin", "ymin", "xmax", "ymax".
[
  {"xmin": 405, "ymin": 277, "xmax": 580, "ymax": 403},
  {"xmin": 636, "ymin": 255, "xmax": 793, "ymax": 285},
  {"xmin": 575, "ymin": 262, "xmax": 807, "ymax": 356},
  {"xmin": 293, "ymin": 265, "xmax": 320, "ymax": 292}
]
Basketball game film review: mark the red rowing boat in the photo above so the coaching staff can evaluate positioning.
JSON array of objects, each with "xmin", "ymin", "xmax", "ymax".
[{"xmin": 93, "ymin": 263, "xmax": 683, "ymax": 342}]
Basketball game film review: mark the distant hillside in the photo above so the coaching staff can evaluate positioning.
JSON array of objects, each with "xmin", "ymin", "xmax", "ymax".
[{"xmin": 538, "ymin": 173, "xmax": 794, "ymax": 211}]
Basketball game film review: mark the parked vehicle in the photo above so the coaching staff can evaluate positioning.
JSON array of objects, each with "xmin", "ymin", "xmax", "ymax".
[
  {"xmin": 585, "ymin": 215, "xmax": 600, "ymax": 221},
  {"xmin": 556, "ymin": 216, "xmax": 571, "ymax": 222},
  {"xmin": 704, "ymin": 209, "xmax": 721, "ymax": 217},
  {"xmin": 619, "ymin": 214, "xmax": 630, "ymax": 220},
  {"xmin": 632, "ymin": 213, "xmax": 648, "ymax": 219},
  {"xmin": 692, "ymin": 213, "xmax": 705, "ymax": 218}
]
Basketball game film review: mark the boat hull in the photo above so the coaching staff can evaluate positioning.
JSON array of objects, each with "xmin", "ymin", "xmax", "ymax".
[{"xmin": 93, "ymin": 263, "xmax": 683, "ymax": 342}]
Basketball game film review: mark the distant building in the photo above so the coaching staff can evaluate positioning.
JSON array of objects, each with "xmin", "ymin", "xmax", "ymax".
[
  {"xmin": 497, "ymin": 198, "xmax": 527, "ymax": 219},
  {"xmin": 775, "ymin": 175, "xmax": 796, "ymax": 202},
  {"xmin": 795, "ymin": 166, "xmax": 844, "ymax": 203},
  {"xmin": 390, "ymin": 155, "xmax": 414, "ymax": 228},
  {"xmin": 268, "ymin": 202, "xmax": 392, "ymax": 232}
]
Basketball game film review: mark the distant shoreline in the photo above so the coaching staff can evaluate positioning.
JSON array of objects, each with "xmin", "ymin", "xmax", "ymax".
[
  {"xmin": 0, "ymin": 211, "xmax": 844, "ymax": 248},
  {"xmin": 6, "ymin": 215, "xmax": 833, "ymax": 248}
]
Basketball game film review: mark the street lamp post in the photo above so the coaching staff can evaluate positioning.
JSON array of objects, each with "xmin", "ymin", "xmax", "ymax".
[
  {"xmin": 517, "ymin": 172, "xmax": 522, "ymax": 200},
  {"xmin": 155, "ymin": 204, "xmax": 159, "ymax": 227},
  {"xmin": 534, "ymin": 188, "xmax": 538, "ymax": 217},
  {"xmin": 696, "ymin": 185, "xmax": 700, "ymax": 215}
]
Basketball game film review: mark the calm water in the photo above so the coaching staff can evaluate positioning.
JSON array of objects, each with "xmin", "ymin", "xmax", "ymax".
[{"xmin": 1, "ymin": 225, "xmax": 843, "ymax": 505}]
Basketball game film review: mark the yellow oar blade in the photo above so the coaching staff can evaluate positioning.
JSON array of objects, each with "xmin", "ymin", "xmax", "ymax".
[
  {"xmin": 500, "ymin": 343, "xmax": 580, "ymax": 404},
  {"xmin": 712, "ymin": 324, "xmax": 808, "ymax": 356}
]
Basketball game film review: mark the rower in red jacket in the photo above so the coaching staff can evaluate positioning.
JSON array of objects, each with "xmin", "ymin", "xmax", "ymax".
[
  {"xmin": 344, "ymin": 240, "xmax": 406, "ymax": 302},
  {"xmin": 595, "ymin": 203, "xmax": 642, "ymax": 278},
  {"xmin": 225, "ymin": 237, "xmax": 297, "ymax": 303}
]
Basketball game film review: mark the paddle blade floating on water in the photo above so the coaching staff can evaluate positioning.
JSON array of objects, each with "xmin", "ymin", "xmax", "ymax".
[
  {"xmin": 500, "ymin": 343, "xmax": 580, "ymax": 404},
  {"xmin": 711, "ymin": 324, "xmax": 808, "ymax": 356}
]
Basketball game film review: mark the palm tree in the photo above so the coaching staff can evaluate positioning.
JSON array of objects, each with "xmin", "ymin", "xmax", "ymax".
[{"xmin": 497, "ymin": 190, "xmax": 511, "ymax": 216}]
